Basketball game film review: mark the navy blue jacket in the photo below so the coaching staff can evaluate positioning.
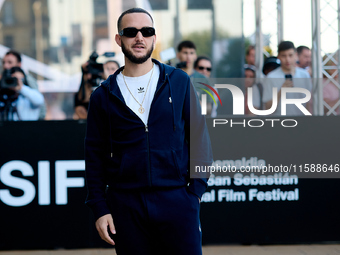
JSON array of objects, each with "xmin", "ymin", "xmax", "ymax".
[{"xmin": 85, "ymin": 59, "xmax": 213, "ymax": 220}]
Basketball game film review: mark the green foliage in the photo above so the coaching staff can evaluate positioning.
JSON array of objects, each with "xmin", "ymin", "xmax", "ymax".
[
  {"xmin": 215, "ymin": 37, "xmax": 244, "ymax": 78},
  {"xmin": 181, "ymin": 28, "xmax": 230, "ymax": 57},
  {"xmin": 182, "ymin": 31, "xmax": 212, "ymax": 57}
]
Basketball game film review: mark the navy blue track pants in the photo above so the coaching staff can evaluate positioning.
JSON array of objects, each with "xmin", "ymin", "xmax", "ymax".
[{"xmin": 107, "ymin": 186, "xmax": 202, "ymax": 255}]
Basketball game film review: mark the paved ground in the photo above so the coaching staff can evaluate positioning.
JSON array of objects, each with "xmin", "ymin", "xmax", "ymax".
[{"xmin": 1, "ymin": 244, "xmax": 340, "ymax": 255}]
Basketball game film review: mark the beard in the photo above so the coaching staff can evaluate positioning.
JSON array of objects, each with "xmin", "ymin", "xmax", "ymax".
[{"xmin": 121, "ymin": 40, "xmax": 154, "ymax": 64}]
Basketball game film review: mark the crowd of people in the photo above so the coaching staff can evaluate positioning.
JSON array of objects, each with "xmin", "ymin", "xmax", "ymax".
[
  {"xmin": 0, "ymin": 49, "xmax": 121, "ymax": 121},
  {"xmin": 0, "ymin": 38, "xmax": 338, "ymax": 120},
  {"xmin": 244, "ymin": 42, "xmax": 340, "ymax": 116},
  {"xmin": 262, "ymin": 41, "xmax": 313, "ymax": 116}
]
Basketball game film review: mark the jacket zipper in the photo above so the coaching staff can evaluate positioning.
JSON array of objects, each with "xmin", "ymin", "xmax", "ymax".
[
  {"xmin": 154, "ymin": 74, "xmax": 168, "ymax": 95},
  {"xmin": 145, "ymin": 125, "xmax": 151, "ymax": 186},
  {"xmin": 144, "ymin": 75, "xmax": 168, "ymax": 187},
  {"xmin": 109, "ymin": 73, "xmax": 169, "ymax": 186}
]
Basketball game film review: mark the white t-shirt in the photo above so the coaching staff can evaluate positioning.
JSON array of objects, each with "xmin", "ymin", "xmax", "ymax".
[
  {"xmin": 116, "ymin": 64, "xmax": 160, "ymax": 125},
  {"xmin": 262, "ymin": 67, "xmax": 312, "ymax": 116}
]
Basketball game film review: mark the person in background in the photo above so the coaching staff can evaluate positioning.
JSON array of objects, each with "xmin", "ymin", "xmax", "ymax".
[
  {"xmin": 74, "ymin": 59, "xmax": 120, "ymax": 119},
  {"xmin": 176, "ymin": 41, "xmax": 213, "ymax": 115},
  {"xmin": 262, "ymin": 41, "xmax": 312, "ymax": 116},
  {"xmin": 194, "ymin": 56, "xmax": 212, "ymax": 78},
  {"xmin": 103, "ymin": 60, "xmax": 120, "ymax": 79},
  {"xmin": 176, "ymin": 40, "xmax": 198, "ymax": 76},
  {"xmin": 245, "ymin": 56, "xmax": 281, "ymax": 115},
  {"xmin": 244, "ymin": 64, "xmax": 262, "ymax": 115},
  {"xmin": 262, "ymin": 56, "xmax": 281, "ymax": 76},
  {"xmin": 247, "ymin": 56, "xmax": 281, "ymax": 115},
  {"xmin": 1, "ymin": 50, "xmax": 46, "ymax": 119},
  {"xmin": 297, "ymin": 45, "xmax": 312, "ymax": 76},
  {"xmin": 245, "ymin": 45, "xmax": 256, "ymax": 66},
  {"xmin": 0, "ymin": 65, "xmax": 44, "ymax": 120},
  {"xmin": 193, "ymin": 56, "xmax": 218, "ymax": 117}
]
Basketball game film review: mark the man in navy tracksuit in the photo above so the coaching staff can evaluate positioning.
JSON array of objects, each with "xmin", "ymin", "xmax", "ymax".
[{"xmin": 85, "ymin": 8, "xmax": 213, "ymax": 255}]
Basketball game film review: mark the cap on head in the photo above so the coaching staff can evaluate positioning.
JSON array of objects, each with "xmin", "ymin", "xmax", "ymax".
[
  {"xmin": 244, "ymin": 64, "xmax": 256, "ymax": 73},
  {"xmin": 262, "ymin": 56, "xmax": 281, "ymax": 75}
]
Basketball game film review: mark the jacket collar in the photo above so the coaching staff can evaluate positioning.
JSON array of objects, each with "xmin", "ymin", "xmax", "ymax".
[{"xmin": 103, "ymin": 58, "xmax": 175, "ymax": 99}]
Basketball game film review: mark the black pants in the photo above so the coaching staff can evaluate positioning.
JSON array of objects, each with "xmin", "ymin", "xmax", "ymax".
[{"xmin": 107, "ymin": 186, "xmax": 202, "ymax": 255}]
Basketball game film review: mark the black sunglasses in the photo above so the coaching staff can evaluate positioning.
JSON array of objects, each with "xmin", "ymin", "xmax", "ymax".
[
  {"xmin": 198, "ymin": 66, "xmax": 212, "ymax": 71},
  {"xmin": 119, "ymin": 27, "xmax": 155, "ymax": 38}
]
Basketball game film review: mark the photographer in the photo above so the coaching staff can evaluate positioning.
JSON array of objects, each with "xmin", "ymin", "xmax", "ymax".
[
  {"xmin": 103, "ymin": 60, "xmax": 120, "ymax": 80},
  {"xmin": 1, "ymin": 50, "xmax": 46, "ymax": 119},
  {"xmin": 0, "ymin": 66, "xmax": 44, "ymax": 121},
  {"xmin": 74, "ymin": 53, "xmax": 119, "ymax": 120}
]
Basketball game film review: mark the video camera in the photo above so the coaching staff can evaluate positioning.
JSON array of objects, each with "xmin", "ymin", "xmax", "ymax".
[
  {"xmin": 0, "ymin": 67, "xmax": 25, "ymax": 104},
  {"xmin": 0, "ymin": 68, "xmax": 19, "ymax": 89},
  {"xmin": 176, "ymin": 61, "xmax": 187, "ymax": 69},
  {"xmin": 0, "ymin": 67, "xmax": 22, "ymax": 121},
  {"xmin": 85, "ymin": 51, "xmax": 115, "ymax": 87}
]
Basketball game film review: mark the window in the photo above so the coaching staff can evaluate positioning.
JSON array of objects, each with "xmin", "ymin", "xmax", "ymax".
[
  {"xmin": 187, "ymin": 0, "xmax": 212, "ymax": 9},
  {"xmin": 3, "ymin": 2, "xmax": 15, "ymax": 25},
  {"xmin": 149, "ymin": 0, "xmax": 168, "ymax": 10},
  {"xmin": 4, "ymin": 35, "xmax": 14, "ymax": 48}
]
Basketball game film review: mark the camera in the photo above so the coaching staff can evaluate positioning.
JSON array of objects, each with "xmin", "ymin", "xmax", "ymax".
[
  {"xmin": 0, "ymin": 69, "xmax": 18, "ymax": 89},
  {"xmin": 0, "ymin": 68, "xmax": 20, "ymax": 121},
  {"xmin": 86, "ymin": 51, "xmax": 104, "ymax": 87},
  {"xmin": 85, "ymin": 51, "xmax": 116, "ymax": 87},
  {"xmin": 0, "ymin": 66, "xmax": 26, "ymax": 105},
  {"xmin": 176, "ymin": 61, "xmax": 187, "ymax": 69},
  {"xmin": 285, "ymin": 74, "xmax": 293, "ymax": 80}
]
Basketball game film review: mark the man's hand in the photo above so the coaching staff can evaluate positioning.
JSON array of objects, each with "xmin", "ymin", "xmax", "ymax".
[
  {"xmin": 265, "ymin": 79, "xmax": 294, "ymax": 110},
  {"xmin": 10, "ymin": 71, "xmax": 24, "ymax": 92},
  {"xmin": 74, "ymin": 105, "xmax": 88, "ymax": 119},
  {"xmin": 282, "ymin": 79, "xmax": 293, "ymax": 88},
  {"xmin": 95, "ymin": 214, "xmax": 116, "ymax": 245}
]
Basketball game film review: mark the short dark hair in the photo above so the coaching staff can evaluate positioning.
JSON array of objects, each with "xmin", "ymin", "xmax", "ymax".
[
  {"xmin": 10, "ymin": 66, "xmax": 25, "ymax": 75},
  {"xmin": 117, "ymin": 8, "xmax": 154, "ymax": 32},
  {"xmin": 246, "ymin": 45, "xmax": 255, "ymax": 56},
  {"xmin": 177, "ymin": 40, "xmax": 196, "ymax": 52},
  {"xmin": 194, "ymin": 56, "xmax": 211, "ymax": 69},
  {"xmin": 297, "ymin": 45, "xmax": 310, "ymax": 55},
  {"xmin": 5, "ymin": 50, "xmax": 22, "ymax": 63},
  {"xmin": 278, "ymin": 41, "xmax": 296, "ymax": 53}
]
